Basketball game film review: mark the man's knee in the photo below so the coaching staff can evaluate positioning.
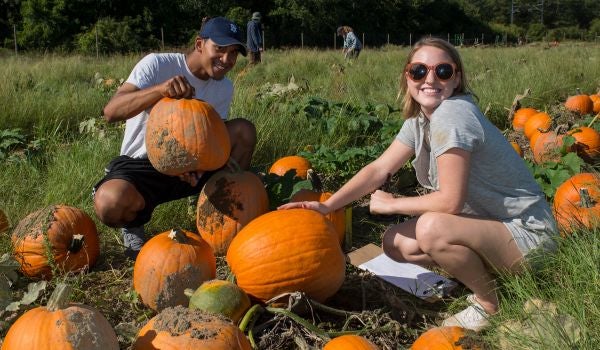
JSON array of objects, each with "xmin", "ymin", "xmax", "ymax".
[
  {"xmin": 227, "ymin": 118, "xmax": 256, "ymax": 146},
  {"xmin": 93, "ymin": 180, "xmax": 144, "ymax": 227}
]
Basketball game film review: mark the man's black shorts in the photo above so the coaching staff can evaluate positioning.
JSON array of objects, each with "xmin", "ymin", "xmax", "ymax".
[{"xmin": 93, "ymin": 155, "xmax": 214, "ymax": 228}]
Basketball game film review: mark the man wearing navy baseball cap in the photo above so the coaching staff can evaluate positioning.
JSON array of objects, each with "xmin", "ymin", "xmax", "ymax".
[{"xmin": 94, "ymin": 16, "xmax": 256, "ymax": 259}]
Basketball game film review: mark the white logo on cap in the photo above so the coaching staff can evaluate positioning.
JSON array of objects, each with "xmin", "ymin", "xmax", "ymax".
[{"xmin": 230, "ymin": 24, "xmax": 237, "ymax": 33}]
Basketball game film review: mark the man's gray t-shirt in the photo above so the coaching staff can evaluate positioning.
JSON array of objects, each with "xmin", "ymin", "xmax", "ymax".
[
  {"xmin": 396, "ymin": 95, "xmax": 554, "ymax": 225},
  {"xmin": 120, "ymin": 53, "xmax": 234, "ymax": 159}
]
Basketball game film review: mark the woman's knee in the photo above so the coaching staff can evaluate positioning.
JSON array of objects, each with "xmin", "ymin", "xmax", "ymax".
[{"xmin": 415, "ymin": 212, "xmax": 448, "ymax": 253}]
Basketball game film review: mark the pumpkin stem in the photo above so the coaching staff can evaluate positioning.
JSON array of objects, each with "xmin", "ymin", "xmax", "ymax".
[
  {"xmin": 580, "ymin": 188, "xmax": 594, "ymax": 208},
  {"xmin": 184, "ymin": 288, "xmax": 194, "ymax": 297},
  {"xmin": 68, "ymin": 234, "xmax": 85, "ymax": 253},
  {"xmin": 239, "ymin": 304, "xmax": 264, "ymax": 333},
  {"xmin": 168, "ymin": 229, "xmax": 188, "ymax": 243},
  {"xmin": 306, "ymin": 169, "xmax": 323, "ymax": 192},
  {"xmin": 265, "ymin": 306, "xmax": 331, "ymax": 341},
  {"xmin": 46, "ymin": 283, "xmax": 72, "ymax": 311}
]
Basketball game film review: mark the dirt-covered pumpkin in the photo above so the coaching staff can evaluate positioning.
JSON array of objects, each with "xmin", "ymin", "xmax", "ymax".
[
  {"xmin": 133, "ymin": 306, "xmax": 251, "ymax": 350},
  {"xmin": 531, "ymin": 130, "xmax": 564, "ymax": 164},
  {"xmin": 512, "ymin": 107, "xmax": 538, "ymax": 132},
  {"xmin": 410, "ymin": 326, "xmax": 480, "ymax": 350},
  {"xmin": 290, "ymin": 169, "xmax": 345, "ymax": 244},
  {"xmin": 196, "ymin": 165, "xmax": 269, "ymax": 255},
  {"xmin": 565, "ymin": 94, "xmax": 594, "ymax": 115},
  {"xmin": 11, "ymin": 205, "xmax": 100, "ymax": 279},
  {"xmin": 268, "ymin": 155, "xmax": 312, "ymax": 179},
  {"xmin": 523, "ymin": 112, "xmax": 552, "ymax": 140},
  {"xmin": 186, "ymin": 279, "xmax": 251, "ymax": 323},
  {"xmin": 226, "ymin": 208, "xmax": 345, "ymax": 303},
  {"xmin": 1, "ymin": 283, "xmax": 119, "ymax": 350},
  {"xmin": 323, "ymin": 335, "xmax": 379, "ymax": 349},
  {"xmin": 145, "ymin": 97, "xmax": 231, "ymax": 176},
  {"xmin": 566, "ymin": 126, "xmax": 600, "ymax": 161},
  {"xmin": 133, "ymin": 229, "xmax": 216, "ymax": 311},
  {"xmin": 553, "ymin": 173, "xmax": 600, "ymax": 232},
  {"xmin": 0, "ymin": 208, "xmax": 9, "ymax": 233}
]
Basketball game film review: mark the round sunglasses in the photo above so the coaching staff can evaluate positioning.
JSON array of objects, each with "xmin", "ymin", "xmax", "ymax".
[{"xmin": 405, "ymin": 62, "xmax": 456, "ymax": 82}]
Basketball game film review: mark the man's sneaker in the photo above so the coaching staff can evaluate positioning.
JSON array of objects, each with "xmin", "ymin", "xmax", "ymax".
[
  {"xmin": 442, "ymin": 294, "xmax": 491, "ymax": 332},
  {"xmin": 122, "ymin": 226, "xmax": 145, "ymax": 260}
]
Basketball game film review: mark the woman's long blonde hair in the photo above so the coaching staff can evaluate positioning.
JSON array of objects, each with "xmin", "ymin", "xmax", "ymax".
[{"xmin": 397, "ymin": 37, "xmax": 474, "ymax": 119}]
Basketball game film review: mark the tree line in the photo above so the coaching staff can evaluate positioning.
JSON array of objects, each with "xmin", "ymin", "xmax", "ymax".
[{"xmin": 1, "ymin": 0, "xmax": 599, "ymax": 54}]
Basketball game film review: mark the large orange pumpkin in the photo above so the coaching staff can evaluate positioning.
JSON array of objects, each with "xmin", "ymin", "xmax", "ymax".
[
  {"xmin": 323, "ymin": 335, "xmax": 379, "ymax": 349},
  {"xmin": 11, "ymin": 205, "xmax": 100, "ymax": 279},
  {"xmin": 1, "ymin": 283, "xmax": 119, "ymax": 350},
  {"xmin": 531, "ymin": 130, "xmax": 564, "ymax": 164},
  {"xmin": 196, "ymin": 167, "xmax": 269, "ymax": 255},
  {"xmin": 512, "ymin": 107, "xmax": 538, "ymax": 132},
  {"xmin": 566, "ymin": 126, "xmax": 600, "ymax": 161},
  {"xmin": 133, "ymin": 306, "xmax": 251, "ymax": 350},
  {"xmin": 187, "ymin": 279, "xmax": 251, "ymax": 323},
  {"xmin": 523, "ymin": 112, "xmax": 552, "ymax": 140},
  {"xmin": 553, "ymin": 173, "xmax": 600, "ymax": 232},
  {"xmin": 226, "ymin": 209, "xmax": 346, "ymax": 303},
  {"xmin": 268, "ymin": 155, "xmax": 312, "ymax": 179},
  {"xmin": 290, "ymin": 169, "xmax": 345, "ymax": 244},
  {"xmin": 133, "ymin": 229, "xmax": 216, "ymax": 311},
  {"xmin": 145, "ymin": 97, "xmax": 231, "ymax": 176},
  {"xmin": 410, "ymin": 326, "xmax": 480, "ymax": 350},
  {"xmin": 565, "ymin": 94, "xmax": 594, "ymax": 115}
]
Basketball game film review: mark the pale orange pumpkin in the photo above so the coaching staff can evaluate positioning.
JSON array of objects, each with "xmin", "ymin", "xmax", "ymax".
[
  {"xmin": 553, "ymin": 173, "xmax": 600, "ymax": 232},
  {"xmin": 410, "ymin": 326, "xmax": 480, "ymax": 349},
  {"xmin": 196, "ymin": 166, "xmax": 269, "ymax": 255},
  {"xmin": 566, "ymin": 126, "xmax": 600, "ymax": 161},
  {"xmin": 1, "ymin": 283, "xmax": 119, "ymax": 350},
  {"xmin": 11, "ymin": 205, "xmax": 100, "ymax": 279},
  {"xmin": 133, "ymin": 306, "xmax": 251, "ymax": 350},
  {"xmin": 268, "ymin": 155, "xmax": 312, "ymax": 179},
  {"xmin": 523, "ymin": 112, "xmax": 552, "ymax": 140},
  {"xmin": 589, "ymin": 94, "xmax": 600, "ymax": 114},
  {"xmin": 133, "ymin": 229, "xmax": 216, "ymax": 311},
  {"xmin": 290, "ymin": 169, "xmax": 345, "ymax": 244},
  {"xmin": 226, "ymin": 209, "xmax": 346, "ymax": 303},
  {"xmin": 323, "ymin": 335, "xmax": 379, "ymax": 349},
  {"xmin": 145, "ymin": 97, "xmax": 231, "ymax": 176},
  {"xmin": 512, "ymin": 107, "xmax": 539, "ymax": 132},
  {"xmin": 531, "ymin": 130, "xmax": 564, "ymax": 164},
  {"xmin": 565, "ymin": 94, "xmax": 594, "ymax": 115}
]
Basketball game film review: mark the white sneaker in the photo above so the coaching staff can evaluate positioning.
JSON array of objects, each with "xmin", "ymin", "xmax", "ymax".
[{"xmin": 442, "ymin": 294, "xmax": 490, "ymax": 332}]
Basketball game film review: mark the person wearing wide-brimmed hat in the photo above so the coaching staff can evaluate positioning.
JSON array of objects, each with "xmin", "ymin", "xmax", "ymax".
[
  {"xmin": 247, "ymin": 12, "xmax": 263, "ymax": 64},
  {"xmin": 93, "ymin": 17, "xmax": 257, "ymax": 259}
]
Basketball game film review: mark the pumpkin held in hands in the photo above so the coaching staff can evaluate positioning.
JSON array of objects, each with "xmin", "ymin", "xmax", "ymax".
[
  {"xmin": 226, "ymin": 208, "xmax": 346, "ymax": 303},
  {"xmin": 145, "ymin": 97, "xmax": 231, "ymax": 176},
  {"xmin": 11, "ymin": 205, "xmax": 100, "ymax": 279}
]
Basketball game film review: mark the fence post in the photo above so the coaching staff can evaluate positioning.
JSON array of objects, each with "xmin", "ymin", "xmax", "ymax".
[
  {"xmin": 447, "ymin": 33, "xmax": 450, "ymax": 43},
  {"xmin": 362, "ymin": 32, "xmax": 365, "ymax": 48},
  {"xmin": 301, "ymin": 32, "xmax": 304, "ymax": 49},
  {"xmin": 334, "ymin": 32, "xmax": 336, "ymax": 50},
  {"xmin": 95, "ymin": 25, "xmax": 99, "ymax": 58},
  {"xmin": 262, "ymin": 30, "xmax": 265, "ymax": 51},
  {"xmin": 161, "ymin": 27, "xmax": 164, "ymax": 50},
  {"xmin": 387, "ymin": 33, "xmax": 389, "ymax": 45},
  {"xmin": 409, "ymin": 33, "xmax": 412, "ymax": 46},
  {"xmin": 13, "ymin": 24, "xmax": 18, "ymax": 56},
  {"xmin": 481, "ymin": 33, "xmax": 484, "ymax": 45}
]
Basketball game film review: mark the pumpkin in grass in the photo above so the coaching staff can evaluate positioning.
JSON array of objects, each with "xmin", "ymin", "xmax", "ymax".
[
  {"xmin": 0, "ymin": 208, "xmax": 9, "ymax": 233},
  {"xmin": 410, "ymin": 326, "xmax": 480, "ymax": 350},
  {"xmin": 133, "ymin": 229, "xmax": 216, "ymax": 311},
  {"xmin": 186, "ymin": 279, "xmax": 251, "ymax": 323},
  {"xmin": 290, "ymin": 169, "xmax": 345, "ymax": 244},
  {"xmin": 323, "ymin": 335, "xmax": 379, "ymax": 349},
  {"xmin": 566, "ymin": 126, "xmax": 600, "ymax": 161},
  {"xmin": 145, "ymin": 97, "xmax": 231, "ymax": 176},
  {"xmin": 226, "ymin": 208, "xmax": 345, "ymax": 303},
  {"xmin": 589, "ymin": 94, "xmax": 600, "ymax": 114},
  {"xmin": 1, "ymin": 283, "xmax": 119, "ymax": 350},
  {"xmin": 512, "ymin": 107, "xmax": 538, "ymax": 132},
  {"xmin": 11, "ymin": 205, "xmax": 100, "ymax": 279},
  {"xmin": 531, "ymin": 130, "xmax": 564, "ymax": 164},
  {"xmin": 196, "ymin": 164, "xmax": 269, "ymax": 255},
  {"xmin": 523, "ymin": 112, "xmax": 552, "ymax": 140},
  {"xmin": 133, "ymin": 306, "xmax": 251, "ymax": 350},
  {"xmin": 565, "ymin": 94, "xmax": 594, "ymax": 115},
  {"xmin": 268, "ymin": 155, "xmax": 312, "ymax": 179},
  {"xmin": 553, "ymin": 173, "xmax": 600, "ymax": 232}
]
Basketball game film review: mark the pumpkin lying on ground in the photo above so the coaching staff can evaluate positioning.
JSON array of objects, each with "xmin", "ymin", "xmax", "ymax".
[
  {"xmin": 133, "ymin": 229, "xmax": 216, "ymax": 311},
  {"xmin": 196, "ymin": 165, "xmax": 269, "ymax": 255},
  {"xmin": 132, "ymin": 305, "xmax": 251, "ymax": 350},
  {"xmin": 512, "ymin": 107, "xmax": 538, "ymax": 132},
  {"xmin": 523, "ymin": 112, "xmax": 552, "ymax": 140},
  {"xmin": 11, "ymin": 205, "xmax": 100, "ymax": 279},
  {"xmin": 323, "ymin": 334, "xmax": 379, "ymax": 349},
  {"xmin": 186, "ymin": 279, "xmax": 251, "ymax": 323},
  {"xmin": 1, "ymin": 283, "xmax": 119, "ymax": 350},
  {"xmin": 530, "ymin": 130, "xmax": 564, "ymax": 164},
  {"xmin": 566, "ymin": 126, "xmax": 600, "ymax": 162},
  {"xmin": 145, "ymin": 97, "xmax": 231, "ymax": 176},
  {"xmin": 410, "ymin": 326, "xmax": 480, "ymax": 349},
  {"xmin": 565, "ymin": 94, "xmax": 594, "ymax": 115},
  {"xmin": 268, "ymin": 155, "xmax": 312, "ymax": 179},
  {"xmin": 226, "ymin": 208, "xmax": 346, "ymax": 303},
  {"xmin": 553, "ymin": 172, "xmax": 600, "ymax": 232}
]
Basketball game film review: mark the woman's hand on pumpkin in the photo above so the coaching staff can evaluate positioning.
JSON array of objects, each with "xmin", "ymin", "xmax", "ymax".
[
  {"xmin": 277, "ymin": 201, "xmax": 329, "ymax": 215},
  {"xmin": 179, "ymin": 171, "xmax": 204, "ymax": 187},
  {"xmin": 369, "ymin": 190, "xmax": 397, "ymax": 215},
  {"xmin": 160, "ymin": 75, "xmax": 195, "ymax": 99}
]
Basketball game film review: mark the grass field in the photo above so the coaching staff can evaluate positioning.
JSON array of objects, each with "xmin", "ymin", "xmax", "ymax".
[{"xmin": 1, "ymin": 42, "xmax": 599, "ymax": 349}]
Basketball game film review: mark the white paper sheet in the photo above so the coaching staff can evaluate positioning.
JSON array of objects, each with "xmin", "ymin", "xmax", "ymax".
[{"xmin": 358, "ymin": 253, "xmax": 456, "ymax": 299}]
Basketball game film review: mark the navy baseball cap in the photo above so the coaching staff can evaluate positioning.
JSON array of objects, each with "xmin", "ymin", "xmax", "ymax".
[{"xmin": 199, "ymin": 17, "xmax": 247, "ymax": 56}]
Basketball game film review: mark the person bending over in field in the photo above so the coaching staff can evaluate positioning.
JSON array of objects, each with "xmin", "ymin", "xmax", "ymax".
[
  {"xmin": 337, "ymin": 25, "xmax": 362, "ymax": 59},
  {"xmin": 93, "ymin": 17, "xmax": 256, "ymax": 259},
  {"xmin": 279, "ymin": 37, "xmax": 558, "ymax": 331}
]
